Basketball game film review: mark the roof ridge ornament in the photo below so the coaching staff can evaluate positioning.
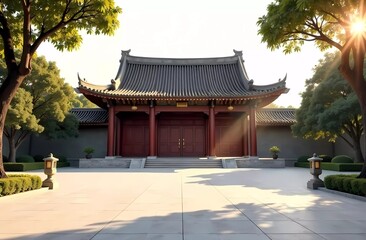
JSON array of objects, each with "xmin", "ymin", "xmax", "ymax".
[
  {"xmin": 233, "ymin": 49, "xmax": 243, "ymax": 56},
  {"xmin": 121, "ymin": 49, "xmax": 131, "ymax": 56}
]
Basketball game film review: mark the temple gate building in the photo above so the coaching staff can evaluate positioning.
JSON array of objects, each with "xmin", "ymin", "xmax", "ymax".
[{"xmin": 78, "ymin": 50, "xmax": 288, "ymax": 158}]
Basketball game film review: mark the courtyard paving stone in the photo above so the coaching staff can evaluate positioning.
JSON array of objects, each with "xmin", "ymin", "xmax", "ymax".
[{"xmin": 0, "ymin": 167, "xmax": 365, "ymax": 240}]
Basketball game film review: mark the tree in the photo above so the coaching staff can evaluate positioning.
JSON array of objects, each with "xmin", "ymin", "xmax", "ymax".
[
  {"xmin": 72, "ymin": 94, "xmax": 98, "ymax": 108},
  {"xmin": 258, "ymin": 0, "xmax": 366, "ymax": 178},
  {"xmin": 2, "ymin": 55, "xmax": 79, "ymax": 162},
  {"xmin": 292, "ymin": 52, "xmax": 363, "ymax": 162},
  {"xmin": 0, "ymin": 1, "xmax": 122, "ymax": 177}
]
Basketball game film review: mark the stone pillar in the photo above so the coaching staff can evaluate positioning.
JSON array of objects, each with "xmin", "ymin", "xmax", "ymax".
[
  {"xmin": 107, "ymin": 105, "xmax": 115, "ymax": 156},
  {"xmin": 249, "ymin": 106, "xmax": 257, "ymax": 156},
  {"xmin": 208, "ymin": 104, "xmax": 216, "ymax": 157},
  {"xmin": 149, "ymin": 102, "xmax": 157, "ymax": 157},
  {"xmin": 243, "ymin": 114, "xmax": 249, "ymax": 156}
]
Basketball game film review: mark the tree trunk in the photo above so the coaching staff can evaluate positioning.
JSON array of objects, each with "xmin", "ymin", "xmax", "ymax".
[
  {"xmin": 0, "ymin": 117, "xmax": 8, "ymax": 178},
  {"xmin": 358, "ymin": 113, "xmax": 366, "ymax": 178},
  {"xmin": 352, "ymin": 137, "xmax": 364, "ymax": 163},
  {"xmin": 7, "ymin": 137, "xmax": 16, "ymax": 163},
  {"xmin": 0, "ymin": 72, "xmax": 27, "ymax": 178}
]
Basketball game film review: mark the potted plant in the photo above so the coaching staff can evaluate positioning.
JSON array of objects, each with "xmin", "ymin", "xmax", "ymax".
[
  {"xmin": 269, "ymin": 146, "xmax": 280, "ymax": 159},
  {"xmin": 83, "ymin": 147, "xmax": 94, "ymax": 159}
]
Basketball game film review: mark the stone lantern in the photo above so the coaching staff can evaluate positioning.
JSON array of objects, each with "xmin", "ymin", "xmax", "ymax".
[
  {"xmin": 42, "ymin": 153, "xmax": 59, "ymax": 190},
  {"xmin": 307, "ymin": 153, "xmax": 324, "ymax": 189}
]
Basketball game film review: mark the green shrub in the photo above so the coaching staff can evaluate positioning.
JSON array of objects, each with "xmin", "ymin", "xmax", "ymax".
[
  {"xmin": 0, "ymin": 174, "xmax": 42, "ymax": 197},
  {"xmin": 297, "ymin": 155, "xmax": 311, "ymax": 162},
  {"xmin": 294, "ymin": 162, "xmax": 310, "ymax": 168},
  {"xmin": 5, "ymin": 162, "xmax": 43, "ymax": 171},
  {"xmin": 324, "ymin": 174, "xmax": 366, "ymax": 196},
  {"xmin": 33, "ymin": 154, "xmax": 44, "ymax": 162},
  {"xmin": 16, "ymin": 155, "xmax": 35, "ymax": 163},
  {"xmin": 56, "ymin": 155, "xmax": 67, "ymax": 162},
  {"xmin": 294, "ymin": 162, "xmax": 362, "ymax": 171},
  {"xmin": 4, "ymin": 162, "xmax": 69, "ymax": 171},
  {"xmin": 332, "ymin": 155, "xmax": 354, "ymax": 163},
  {"xmin": 319, "ymin": 154, "xmax": 332, "ymax": 162},
  {"xmin": 9, "ymin": 174, "xmax": 42, "ymax": 189}
]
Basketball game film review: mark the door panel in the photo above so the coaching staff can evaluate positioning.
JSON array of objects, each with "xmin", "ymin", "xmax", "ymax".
[
  {"xmin": 182, "ymin": 126, "xmax": 205, "ymax": 157},
  {"xmin": 121, "ymin": 113, "xmax": 149, "ymax": 157},
  {"xmin": 158, "ymin": 113, "xmax": 206, "ymax": 157},
  {"xmin": 215, "ymin": 114, "xmax": 243, "ymax": 157}
]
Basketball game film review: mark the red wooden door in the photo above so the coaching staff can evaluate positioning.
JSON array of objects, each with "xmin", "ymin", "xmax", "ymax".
[
  {"xmin": 215, "ymin": 113, "xmax": 243, "ymax": 157},
  {"xmin": 120, "ymin": 113, "xmax": 149, "ymax": 157},
  {"xmin": 158, "ymin": 113, "xmax": 206, "ymax": 157},
  {"xmin": 182, "ymin": 126, "xmax": 205, "ymax": 157},
  {"xmin": 158, "ymin": 126, "xmax": 181, "ymax": 157}
]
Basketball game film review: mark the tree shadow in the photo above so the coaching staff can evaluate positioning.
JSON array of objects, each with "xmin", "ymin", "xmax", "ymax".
[{"xmin": 2, "ymin": 168, "xmax": 365, "ymax": 240}]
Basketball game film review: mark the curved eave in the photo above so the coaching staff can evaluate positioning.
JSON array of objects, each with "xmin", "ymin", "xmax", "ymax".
[
  {"xmin": 78, "ymin": 74, "xmax": 111, "ymax": 91},
  {"xmin": 78, "ymin": 84, "xmax": 288, "ymax": 103}
]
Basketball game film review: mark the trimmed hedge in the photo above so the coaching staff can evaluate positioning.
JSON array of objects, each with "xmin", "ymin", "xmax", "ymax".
[
  {"xmin": 294, "ymin": 162, "xmax": 363, "ymax": 171},
  {"xmin": 16, "ymin": 155, "xmax": 35, "ymax": 163},
  {"xmin": 0, "ymin": 174, "xmax": 42, "ymax": 197},
  {"xmin": 319, "ymin": 154, "xmax": 332, "ymax": 162},
  {"xmin": 4, "ymin": 162, "xmax": 70, "ymax": 171},
  {"xmin": 33, "ymin": 154, "xmax": 44, "ymax": 162},
  {"xmin": 297, "ymin": 155, "xmax": 311, "ymax": 162},
  {"xmin": 332, "ymin": 155, "xmax": 354, "ymax": 163},
  {"xmin": 324, "ymin": 174, "xmax": 366, "ymax": 196}
]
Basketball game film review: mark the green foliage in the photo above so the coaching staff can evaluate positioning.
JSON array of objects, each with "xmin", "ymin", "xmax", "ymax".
[
  {"xmin": 72, "ymin": 95, "xmax": 98, "ymax": 108},
  {"xmin": 43, "ymin": 113, "xmax": 79, "ymax": 139},
  {"xmin": 292, "ymin": 52, "xmax": 361, "ymax": 140},
  {"xmin": 33, "ymin": 155, "xmax": 44, "ymax": 162},
  {"xmin": 4, "ymin": 162, "xmax": 70, "ymax": 171},
  {"xmin": 324, "ymin": 174, "xmax": 366, "ymax": 196},
  {"xmin": 83, "ymin": 147, "xmax": 95, "ymax": 155},
  {"xmin": 294, "ymin": 162, "xmax": 310, "ymax": 167},
  {"xmin": 0, "ymin": 0, "xmax": 121, "ymax": 170},
  {"xmin": 15, "ymin": 155, "xmax": 35, "ymax": 163},
  {"xmin": 269, "ymin": 146, "xmax": 280, "ymax": 154},
  {"xmin": 5, "ymin": 88, "xmax": 44, "ymax": 133},
  {"xmin": 0, "ymin": 1, "xmax": 122, "ymax": 52},
  {"xmin": 291, "ymin": 52, "xmax": 363, "ymax": 163},
  {"xmin": 332, "ymin": 155, "xmax": 354, "ymax": 163},
  {"xmin": 257, "ymin": 0, "xmax": 359, "ymax": 53},
  {"xmin": 0, "ymin": 174, "xmax": 42, "ymax": 197},
  {"xmin": 294, "ymin": 162, "xmax": 363, "ymax": 171},
  {"xmin": 319, "ymin": 154, "xmax": 332, "ymax": 162},
  {"xmin": 297, "ymin": 155, "xmax": 311, "ymax": 162},
  {"xmin": 56, "ymin": 155, "xmax": 68, "ymax": 162},
  {"xmin": 1, "ymin": 54, "xmax": 80, "ymax": 161}
]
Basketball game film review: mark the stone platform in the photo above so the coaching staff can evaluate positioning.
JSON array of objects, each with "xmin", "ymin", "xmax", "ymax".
[{"xmin": 72, "ymin": 156, "xmax": 285, "ymax": 169}]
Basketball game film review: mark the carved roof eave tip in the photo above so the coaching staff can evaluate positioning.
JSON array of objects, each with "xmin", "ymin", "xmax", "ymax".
[
  {"xmin": 281, "ymin": 73, "xmax": 287, "ymax": 82},
  {"xmin": 233, "ymin": 49, "xmax": 243, "ymax": 56},
  {"xmin": 121, "ymin": 49, "xmax": 131, "ymax": 56},
  {"xmin": 77, "ymin": 73, "xmax": 86, "ymax": 85}
]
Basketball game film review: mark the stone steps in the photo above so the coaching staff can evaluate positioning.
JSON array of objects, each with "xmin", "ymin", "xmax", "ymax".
[{"xmin": 144, "ymin": 158, "xmax": 223, "ymax": 168}]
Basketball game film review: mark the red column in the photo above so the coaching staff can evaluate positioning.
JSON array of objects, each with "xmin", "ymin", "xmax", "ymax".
[
  {"xmin": 243, "ymin": 114, "xmax": 249, "ymax": 156},
  {"xmin": 209, "ymin": 105, "xmax": 216, "ymax": 157},
  {"xmin": 107, "ymin": 105, "xmax": 115, "ymax": 156},
  {"xmin": 249, "ymin": 106, "xmax": 257, "ymax": 156},
  {"xmin": 149, "ymin": 105, "xmax": 156, "ymax": 157},
  {"xmin": 116, "ymin": 116, "xmax": 121, "ymax": 156}
]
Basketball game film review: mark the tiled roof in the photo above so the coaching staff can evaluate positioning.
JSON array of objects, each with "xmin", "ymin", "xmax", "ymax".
[
  {"xmin": 70, "ymin": 108, "xmax": 108, "ymax": 125},
  {"xmin": 256, "ymin": 108, "xmax": 296, "ymax": 126},
  {"xmin": 78, "ymin": 50, "xmax": 288, "ymax": 101},
  {"xmin": 71, "ymin": 108, "xmax": 296, "ymax": 126}
]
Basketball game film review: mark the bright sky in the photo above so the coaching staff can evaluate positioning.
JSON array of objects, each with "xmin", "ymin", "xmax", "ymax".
[{"xmin": 37, "ymin": 0, "xmax": 325, "ymax": 108}]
